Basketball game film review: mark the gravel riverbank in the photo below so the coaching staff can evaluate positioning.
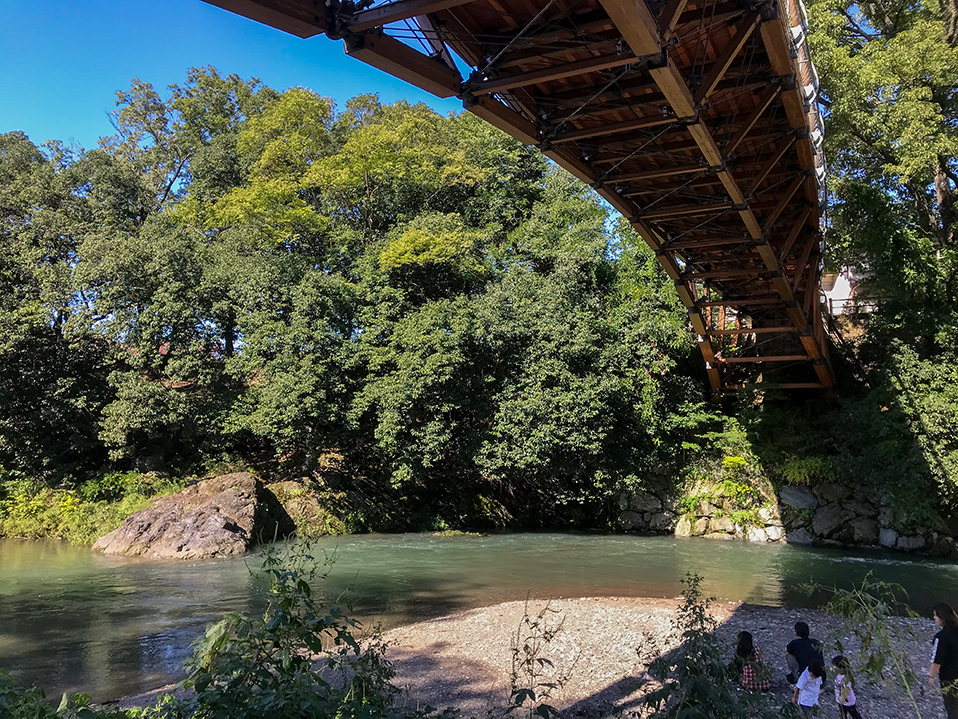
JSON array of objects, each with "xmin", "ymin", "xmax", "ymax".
[
  {"xmin": 112, "ymin": 597, "xmax": 943, "ymax": 718},
  {"xmin": 382, "ymin": 597, "xmax": 941, "ymax": 718}
]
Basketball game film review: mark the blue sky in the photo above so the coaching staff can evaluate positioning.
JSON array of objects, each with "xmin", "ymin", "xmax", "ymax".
[{"xmin": 0, "ymin": 0, "xmax": 462, "ymax": 151}]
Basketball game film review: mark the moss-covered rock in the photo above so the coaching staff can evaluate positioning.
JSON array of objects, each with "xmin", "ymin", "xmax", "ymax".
[{"xmin": 263, "ymin": 480, "xmax": 347, "ymax": 537}]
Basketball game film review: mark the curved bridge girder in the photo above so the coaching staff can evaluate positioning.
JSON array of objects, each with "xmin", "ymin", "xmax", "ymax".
[{"xmin": 206, "ymin": 0, "xmax": 835, "ymax": 397}]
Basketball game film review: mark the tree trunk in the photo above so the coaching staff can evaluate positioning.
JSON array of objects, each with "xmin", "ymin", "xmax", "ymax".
[
  {"xmin": 935, "ymin": 160, "xmax": 955, "ymax": 248},
  {"xmin": 224, "ymin": 309, "xmax": 236, "ymax": 358}
]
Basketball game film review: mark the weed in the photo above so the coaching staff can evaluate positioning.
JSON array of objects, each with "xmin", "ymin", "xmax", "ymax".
[
  {"xmin": 508, "ymin": 600, "xmax": 577, "ymax": 719},
  {"xmin": 804, "ymin": 573, "xmax": 926, "ymax": 718}
]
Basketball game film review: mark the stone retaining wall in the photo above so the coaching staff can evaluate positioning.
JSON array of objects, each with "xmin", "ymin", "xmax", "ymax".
[{"xmin": 617, "ymin": 482, "xmax": 958, "ymax": 557}]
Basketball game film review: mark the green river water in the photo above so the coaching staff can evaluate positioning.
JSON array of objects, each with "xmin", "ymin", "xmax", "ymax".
[{"xmin": 1, "ymin": 533, "xmax": 955, "ymax": 702}]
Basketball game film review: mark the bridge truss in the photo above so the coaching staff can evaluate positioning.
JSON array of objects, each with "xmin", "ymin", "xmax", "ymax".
[{"xmin": 207, "ymin": 0, "xmax": 834, "ymax": 397}]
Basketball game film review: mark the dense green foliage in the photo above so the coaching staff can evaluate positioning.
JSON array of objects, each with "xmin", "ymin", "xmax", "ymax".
[
  {"xmin": 0, "ymin": 471, "xmax": 188, "ymax": 544},
  {"xmin": 0, "ymin": 70, "xmax": 711, "ymax": 533},
  {"xmin": 6, "ymin": 0, "xmax": 958, "ymax": 538}
]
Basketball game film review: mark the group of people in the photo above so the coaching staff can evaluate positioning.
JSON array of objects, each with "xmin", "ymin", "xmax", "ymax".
[{"xmin": 727, "ymin": 603, "xmax": 958, "ymax": 718}]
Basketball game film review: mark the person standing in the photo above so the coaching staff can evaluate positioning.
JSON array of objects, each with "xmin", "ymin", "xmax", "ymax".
[
  {"xmin": 930, "ymin": 603, "xmax": 958, "ymax": 719},
  {"xmin": 831, "ymin": 655, "xmax": 862, "ymax": 719},
  {"xmin": 786, "ymin": 621, "xmax": 825, "ymax": 684},
  {"xmin": 792, "ymin": 661, "xmax": 826, "ymax": 717}
]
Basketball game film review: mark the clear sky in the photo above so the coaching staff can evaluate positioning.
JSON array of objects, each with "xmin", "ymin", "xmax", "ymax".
[{"xmin": 0, "ymin": 0, "xmax": 463, "ymax": 151}]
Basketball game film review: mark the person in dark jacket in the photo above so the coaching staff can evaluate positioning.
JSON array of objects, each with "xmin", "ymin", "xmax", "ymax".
[
  {"xmin": 930, "ymin": 603, "xmax": 958, "ymax": 719},
  {"xmin": 786, "ymin": 621, "xmax": 825, "ymax": 685}
]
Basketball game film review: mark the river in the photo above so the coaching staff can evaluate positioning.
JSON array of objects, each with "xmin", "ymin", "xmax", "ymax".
[{"xmin": 1, "ymin": 532, "xmax": 955, "ymax": 702}]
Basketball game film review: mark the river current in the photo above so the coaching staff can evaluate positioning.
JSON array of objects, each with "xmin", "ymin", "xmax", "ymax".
[{"xmin": 1, "ymin": 532, "xmax": 955, "ymax": 702}]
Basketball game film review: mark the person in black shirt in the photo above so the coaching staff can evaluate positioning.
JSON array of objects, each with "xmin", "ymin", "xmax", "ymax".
[
  {"xmin": 930, "ymin": 602, "xmax": 958, "ymax": 719},
  {"xmin": 786, "ymin": 621, "xmax": 825, "ymax": 685}
]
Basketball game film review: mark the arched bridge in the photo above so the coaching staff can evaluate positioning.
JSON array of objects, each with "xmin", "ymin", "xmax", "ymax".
[{"xmin": 206, "ymin": 0, "xmax": 834, "ymax": 397}]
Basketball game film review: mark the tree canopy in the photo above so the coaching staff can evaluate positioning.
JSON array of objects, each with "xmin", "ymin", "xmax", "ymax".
[{"xmin": 0, "ymin": 68, "xmax": 709, "ymax": 528}]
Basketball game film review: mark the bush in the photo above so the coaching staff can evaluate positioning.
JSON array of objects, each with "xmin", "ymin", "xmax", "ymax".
[
  {"xmin": 178, "ymin": 540, "xmax": 447, "ymax": 719},
  {"xmin": 0, "ymin": 472, "xmax": 187, "ymax": 544},
  {"xmin": 0, "ymin": 670, "xmax": 130, "ymax": 719}
]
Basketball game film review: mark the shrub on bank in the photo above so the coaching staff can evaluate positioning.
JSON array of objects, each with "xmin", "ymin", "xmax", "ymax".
[{"xmin": 0, "ymin": 472, "xmax": 187, "ymax": 545}]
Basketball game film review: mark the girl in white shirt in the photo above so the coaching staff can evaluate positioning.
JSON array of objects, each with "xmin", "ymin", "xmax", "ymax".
[{"xmin": 792, "ymin": 661, "xmax": 826, "ymax": 717}]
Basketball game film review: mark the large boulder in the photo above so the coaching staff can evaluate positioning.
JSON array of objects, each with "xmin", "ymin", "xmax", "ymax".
[
  {"xmin": 843, "ymin": 500, "xmax": 877, "ymax": 518},
  {"xmin": 779, "ymin": 486, "xmax": 818, "ymax": 510},
  {"xmin": 878, "ymin": 506, "xmax": 895, "ymax": 527},
  {"xmin": 879, "ymin": 528, "xmax": 898, "ymax": 548},
  {"xmin": 785, "ymin": 528, "xmax": 816, "ymax": 545},
  {"xmin": 674, "ymin": 516, "xmax": 693, "ymax": 537},
  {"xmin": 849, "ymin": 518, "xmax": 879, "ymax": 545},
  {"xmin": 766, "ymin": 525, "xmax": 784, "ymax": 542},
  {"xmin": 747, "ymin": 526, "xmax": 768, "ymax": 543},
  {"xmin": 812, "ymin": 503, "xmax": 843, "ymax": 537},
  {"xmin": 813, "ymin": 482, "xmax": 852, "ymax": 504},
  {"xmin": 618, "ymin": 511, "xmax": 645, "ymax": 530},
  {"xmin": 897, "ymin": 534, "xmax": 926, "ymax": 552},
  {"xmin": 626, "ymin": 489, "xmax": 662, "ymax": 513},
  {"xmin": 709, "ymin": 515, "xmax": 735, "ymax": 534},
  {"xmin": 649, "ymin": 512, "xmax": 675, "ymax": 532},
  {"xmin": 93, "ymin": 473, "xmax": 275, "ymax": 559}
]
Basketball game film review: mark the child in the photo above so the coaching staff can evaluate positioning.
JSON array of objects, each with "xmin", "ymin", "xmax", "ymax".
[
  {"xmin": 832, "ymin": 656, "xmax": 862, "ymax": 719},
  {"xmin": 792, "ymin": 660, "xmax": 826, "ymax": 717}
]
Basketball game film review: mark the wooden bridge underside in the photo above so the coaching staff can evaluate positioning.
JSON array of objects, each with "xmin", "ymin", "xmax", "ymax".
[{"xmin": 208, "ymin": 0, "xmax": 835, "ymax": 396}]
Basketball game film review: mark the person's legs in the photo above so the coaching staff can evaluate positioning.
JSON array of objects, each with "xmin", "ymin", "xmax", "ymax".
[
  {"xmin": 943, "ymin": 679, "xmax": 958, "ymax": 719},
  {"xmin": 842, "ymin": 704, "xmax": 862, "ymax": 719},
  {"xmin": 786, "ymin": 654, "xmax": 800, "ymax": 684}
]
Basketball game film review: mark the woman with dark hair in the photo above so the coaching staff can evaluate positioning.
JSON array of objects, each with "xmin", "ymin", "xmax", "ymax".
[
  {"xmin": 930, "ymin": 603, "xmax": 958, "ymax": 719},
  {"xmin": 734, "ymin": 631, "xmax": 771, "ymax": 691}
]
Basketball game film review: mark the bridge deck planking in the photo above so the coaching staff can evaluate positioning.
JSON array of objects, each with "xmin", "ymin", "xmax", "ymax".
[{"xmin": 205, "ymin": 0, "xmax": 834, "ymax": 397}]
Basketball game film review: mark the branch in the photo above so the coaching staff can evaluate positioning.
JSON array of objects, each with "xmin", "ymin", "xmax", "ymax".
[{"xmin": 840, "ymin": 9, "xmax": 878, "ymax": 40}]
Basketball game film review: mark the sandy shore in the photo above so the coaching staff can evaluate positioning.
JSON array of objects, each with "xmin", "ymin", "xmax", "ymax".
[{"xmin": 113, "ymin": 597, "xmax": 943, "ymax": 718}]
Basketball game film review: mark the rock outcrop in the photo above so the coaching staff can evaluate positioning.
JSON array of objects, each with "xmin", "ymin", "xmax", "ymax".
[{"xmin": 93, "ymin": 473, "xmax": 277, "ymax": 559}]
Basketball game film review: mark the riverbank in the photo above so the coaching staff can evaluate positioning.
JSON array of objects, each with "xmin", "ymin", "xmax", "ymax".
[{"xmin": 111, "ymin": 596, "xmax": 941, "ymax": 718}]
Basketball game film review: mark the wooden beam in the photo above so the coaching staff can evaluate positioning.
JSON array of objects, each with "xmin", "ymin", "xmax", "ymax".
[
  {"xmin": 499, "ymin": 36, "xmax": 619, "ymax": 71},
  {"xmin": 658, "ymin": 0, "xmax": 691, "ymax": 38},
  {"xmin": 693, "ymin": 12, "xmax": 761, "ymax": 105},
  {"xmin": 791, "ymin": 233, "xmax": 818, "ymax": 293},
  {"xmin": 597, "ymin": 0, "xmax": 661, "ymax": 56},
  {"xmin": 551, "ymin": 114, "xmax": 674, "ymax": 143},
  {"xmin": 608, "ymin": 165, "xmax": 705, "ymax": 183},
  {"xmin": 543, "ymin": 55, "xmax": 760, "ymax": 111},
  {"xmin": 415, "ymin": 13, "xmax": 456, "ymax": 69},
  {"xmin": 746, "ymin": 138, "xmax": 795, "ymax": 195},
  {"xmin": 344, "ymin": 33, "xmax": 462, "ymax": 98},
  {"xmin": 472, "ymin": 52, "xmax": 639, "ymax": 95},
  {"xmin": 682, "ymin": 267, "xmax": 768, "ymax": 280},
  {"xmin": 202, "ymin": 0, "xmax": 324, "ymax": 37},
  {"xmin": 650, "ymin": 54, "xmax": 697, "ymax": 118},
  {"xmin": 777, "ymin": 206, "xmax": 812, "ymax": 264},
  {"xmin": 641, "ymin": 201, "xmax": 729, "ymax": 219},
  {"xmin": 719, "ymin": 355, "xmax": 809, "ymax": 363},
  {"xmin": 348, "ymin": 0, "xmax": 473, "ymax": 31},
  {"xmin": 708, "ymin": 326, "xmax": 798, "ymax": 335},
  {"xmin": 661, "ymin": 236, "xmax": 750, "ymax": 250},
  {"xmin": 725, "ymin": 84, "xmax": 781, "ymax": 155},
  {"xmin": 722, "ymin": 382, "xmax": 823, "ymax": 390},
  {"xmin": 762, "ymin": 174, "xmax": 807, "ymax": 231},
  {"xmin": 697, "ymin": 297, "xmax": 783, "ymax": 307},
  {"xmin": 464, "ymin": 96, "xmax": 540, "ymax": 146}
]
